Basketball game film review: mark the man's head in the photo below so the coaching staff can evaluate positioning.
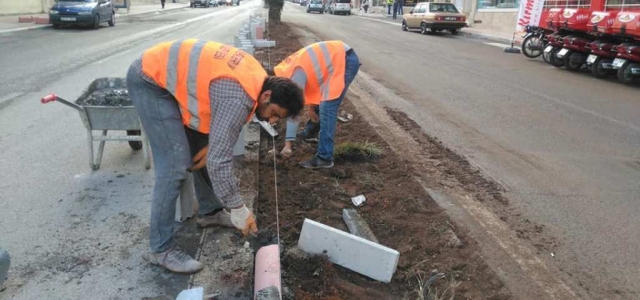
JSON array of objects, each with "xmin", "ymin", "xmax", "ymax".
[{"xmin": 256, "ymin": 76, "xmax": 304, "ymax": 124}]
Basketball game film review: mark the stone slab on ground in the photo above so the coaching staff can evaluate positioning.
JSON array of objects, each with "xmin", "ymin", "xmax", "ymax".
[
  {"xmin": 297, "ymin": 218, "xmax": 399, "ymax": 283},
  {"xmin": 189, "ymin": 123, "xmax": 261, "ymax": 299},
  {"xmin": 342, "ymin": 208, "xmax": 379, "ymax": 243}
]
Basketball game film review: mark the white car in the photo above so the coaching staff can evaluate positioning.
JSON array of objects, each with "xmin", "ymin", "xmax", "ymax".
[
  {"xmin": 307, "ymin": 0, "xmax": 324, "ymax": 13},
  {"xmin": 328, "ymin": 0, "xmax": 351, "ymax": 15}
]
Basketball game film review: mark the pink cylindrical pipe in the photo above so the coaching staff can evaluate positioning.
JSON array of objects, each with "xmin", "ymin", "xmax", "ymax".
[
  {"xmin": 254, "ymin": 245, "xmax": 282, "ymax": 300},
  {"xmin": 256, "ymin": 26, "xmax": 264, "ymax": 40}
]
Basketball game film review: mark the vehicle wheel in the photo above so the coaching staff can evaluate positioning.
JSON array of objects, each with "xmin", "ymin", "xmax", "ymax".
[
  {"xmin": 307, "ymin": 9, "xmax": 310, "ymax": 12},
  {"xmin": 420, "ymin": 23, "xmax": 428, "ymax": 34},
  {"xmin": 348, "ymin": 12, "xmax": 351, "ymax": 15},
  {"xmin": 93, "ymin": 14, "xmax": 100, "ymax": 29},
  {"xmin": 549, "ymin": 48, "xmax": 564, "ymax": 68},
  {"xmin": 617, "ymin": 61, "xmax": 640, "ymax": 85},
  {"xmin": 52, "ymin": 24, "xmax": 60, "ymax": 29},
  {"xmin": 591, "ymin": 57, "xmax": 612, "ymax": 78},
  {"xmin": 564, "ymin": 51, "xmax": 584, "ymax": 72},
  {"xmin": 108, "ymin": 11, "xmax": 115, "ymax": 26},
  {"xmin": 522, "ymin": 35, "xmax": 543, "ymax": 58},
  {"xmin": 320, "ymin": 10, "xmax": 323, "ymax": 14},
  {"xmin": 402, "ymin": 20, "xmax": 408, "ymax": 31},
  {"xmin": 126, "ymin": 130, "xmax": 143, "ymax": 150},
  {"xmin": 450, "ymin": 29, "xmax": 458, "ymax": 35}
]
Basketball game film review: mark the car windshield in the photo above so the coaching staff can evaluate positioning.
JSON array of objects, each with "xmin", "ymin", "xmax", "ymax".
[{"xmin": 429, "ymin": 3, "xmax": 459, "ymax": 12}]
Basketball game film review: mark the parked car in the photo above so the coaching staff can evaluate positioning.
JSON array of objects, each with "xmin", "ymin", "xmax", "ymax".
[
  {"xmin": 328, "ymin": 0, "xmax": 351, "ymax": 15},
  {"xmin": 224, "ymin": 0, "xmax": 240, "ymax": 6},
  {"xmin": 402, "ymin": 2, "xmax": 466, "ymax": 35},
  {"xmin": 307, "ymin": 0, "xmax": 324, "ymax": 13},
  {"xmin": 300, "ymin": 0, "xmax": 309, "ymax": 5},
  {"xmin": 209, "ymin": 0, "xmax": 219, "ymax": 6},
  {"xmin": 191, "ymin": 0, "xmax": 210, "ymax": 7},
  {"xmin": 49, "ymin": 0, "xmax": 115, "ymax": 29}
]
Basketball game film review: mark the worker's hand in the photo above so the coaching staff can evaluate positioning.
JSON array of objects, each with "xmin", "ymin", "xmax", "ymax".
[
  {"xmin": 229, "ymin": 205, "xmax": 258, "ymax": 236},
  {"xmin": 190, "ymin": 146, "xmax": 208, "ymax": 171}
]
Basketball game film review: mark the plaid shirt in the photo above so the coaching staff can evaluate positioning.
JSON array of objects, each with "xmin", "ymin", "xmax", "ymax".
[
  {"xmin": 206, "ymin": 79, "xmax": 254, "ymax": 208},
  {"xmin": 133, "ymin": 58, "xmax": 252, "ymax": 208}
]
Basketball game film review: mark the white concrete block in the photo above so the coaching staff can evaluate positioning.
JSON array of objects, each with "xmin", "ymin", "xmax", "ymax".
[
  {"xmin": 233, "ymin": 125, "xmax": 246, "ymax": 156},
  {"xmin": 297, "ymin": 219, "xmax": 399, "ymax": 283},
  {"xmin": 175, "ymin": 173, "xmax": 197, "ymax": 222}
]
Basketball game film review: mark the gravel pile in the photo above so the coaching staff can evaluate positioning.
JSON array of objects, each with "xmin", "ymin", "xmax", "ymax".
[{"xmin": 75, "ymin": 89, "xmax": 132, "ymax": 107}]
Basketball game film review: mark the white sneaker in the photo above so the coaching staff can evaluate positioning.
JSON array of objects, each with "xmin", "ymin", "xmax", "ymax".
[{"xmin": 143, "ymin": 247, "xmax": 203, "ymax": 274}]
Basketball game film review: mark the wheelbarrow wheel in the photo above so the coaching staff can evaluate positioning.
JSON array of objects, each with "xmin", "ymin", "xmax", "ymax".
[{"xmin": 126, "ymin": 130, "xmax": 143, "ymax": 150}]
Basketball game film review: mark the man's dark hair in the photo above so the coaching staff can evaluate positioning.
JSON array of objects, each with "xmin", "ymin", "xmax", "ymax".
[{"xmin": 261, "ymin": 76, "xmax": 304, "ymax": 118}]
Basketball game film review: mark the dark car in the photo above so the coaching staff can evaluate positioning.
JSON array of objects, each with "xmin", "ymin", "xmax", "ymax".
[
  {"xmin": 191, "ymin": 0, "xmax": 210, "ymax": 7},
  {"xmin": 50, "ymin": 0, "xmax": 115, "ymax": 29}
]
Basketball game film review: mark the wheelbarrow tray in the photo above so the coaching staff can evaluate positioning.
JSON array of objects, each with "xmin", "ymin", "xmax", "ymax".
[
  {"xmin": 76, "ymin": 78, "xmax": 142, "ymax": 131},
  {"xmin": 83, "ymin": 107, "xmax": 142, "ymax": 131}
]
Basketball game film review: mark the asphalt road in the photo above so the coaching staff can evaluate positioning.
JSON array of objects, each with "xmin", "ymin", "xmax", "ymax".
[
  {"xmin": 282, "ymin": 5, "xmax": 640, "ymax": 299},
  {"xmin": 0, "ymin": 3, "xmax": 262, "ymax": 299}
]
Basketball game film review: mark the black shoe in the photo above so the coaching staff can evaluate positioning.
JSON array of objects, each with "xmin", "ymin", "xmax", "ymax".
[
  {"xmin": 300, "ymin": 157, "xmax": 334, "ymax": 169},
  {"xmin": 301, "ymin": 121, "xmax": 320, "ymax": 143},
  {"xmin": 302, "ymin": 136, "xmax": 318, "ymax": 143}
]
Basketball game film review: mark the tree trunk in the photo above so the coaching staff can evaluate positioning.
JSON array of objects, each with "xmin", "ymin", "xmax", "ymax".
[{"xmin": 268, "ymin": 5, "xmax": 282, "ymax": 23}]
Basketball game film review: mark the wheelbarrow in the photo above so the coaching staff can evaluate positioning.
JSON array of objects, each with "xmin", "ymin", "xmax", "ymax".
[{"xmin": 41, "ymin": 78, "xmax": 151, "ymax": 171}]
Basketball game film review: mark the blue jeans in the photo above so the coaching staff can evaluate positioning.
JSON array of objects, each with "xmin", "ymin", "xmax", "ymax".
[
  {"xmin": 317, "ymin": 50, "xmax": 360, "ymax": 161},
  {"xmin": 127, "ymin": 66, "xmax": 222, "ymax": 253}
]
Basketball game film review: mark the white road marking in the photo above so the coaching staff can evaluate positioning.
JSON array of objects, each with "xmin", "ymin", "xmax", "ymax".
[{"xmin": 485, "ymin": 42, "xmax": 511, "ymax": 48}]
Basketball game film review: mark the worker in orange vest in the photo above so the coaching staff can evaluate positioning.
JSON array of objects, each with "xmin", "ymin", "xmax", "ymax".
[
  {"xmin": 126, "ymin": 39, "xmax": 304, "ymax": 274},
  {"xmin": 274, "ymin": 40, "xmax": 360, "ymax": 169}
]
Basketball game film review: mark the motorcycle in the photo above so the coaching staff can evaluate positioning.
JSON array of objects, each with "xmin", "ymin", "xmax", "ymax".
[
  {"xmin": 556, "ymin": 34, "xmax": 594, "ymax": 72},
  {"xmin": 612, "ymin": 42, "xmax": 640, "ymax": 84},
  {"xmin": 521, "ymin": 25, "xmax": 549, "ymax": 58},
  {"xmin": 584, "ymin": 39, "xmax": 620, "ymax": 78},
  {"xmin": 543, "ymin": 31, "xmax": 568, "ymax": 67}
]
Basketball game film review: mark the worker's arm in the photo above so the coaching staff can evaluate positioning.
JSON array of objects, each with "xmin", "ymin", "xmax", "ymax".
[
  {"xmin": 283, "ymin": 67, "xmax": 309, "ymax": 136},
  {"xmin": 206, "ymin": 78, "xmax": 254, "ymax": 209}
]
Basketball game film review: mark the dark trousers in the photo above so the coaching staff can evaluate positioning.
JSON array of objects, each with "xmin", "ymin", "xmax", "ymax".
[{"xmin": 392, "ymin": 2, "xmax": 398, "ymax": 19}]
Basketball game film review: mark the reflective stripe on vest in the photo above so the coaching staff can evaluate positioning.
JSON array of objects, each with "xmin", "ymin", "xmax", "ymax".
[
  {"xmin": 273, "ymin": 41, "xmax": 347, "ymax": 106},
  {"xmin": 141, "ymin": 39, "xmax": 267, "ymax": 133}
]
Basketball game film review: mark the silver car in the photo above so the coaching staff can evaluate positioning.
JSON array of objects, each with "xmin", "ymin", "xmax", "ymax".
[
  {"xmin": 307, "ymin": 0, "xmax": 324, "ymax": 13},
  {"xmin": 328, "ymin": 0, "xmax": 351, "ymax": 15}
]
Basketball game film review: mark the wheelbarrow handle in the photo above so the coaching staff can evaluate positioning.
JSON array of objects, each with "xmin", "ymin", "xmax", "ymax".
[
  {"xmin": 41, "ymin": 94, "xmax": 57, "ymax": 104},
  {"xmin": 41, "ymin": 93, "xmax": 82, "ymax": 111}
]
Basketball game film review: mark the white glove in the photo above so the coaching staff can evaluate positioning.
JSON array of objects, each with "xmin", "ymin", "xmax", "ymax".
[{"xmin": 229, "ymin": 205, "xmax": 258, "ymax": 236}]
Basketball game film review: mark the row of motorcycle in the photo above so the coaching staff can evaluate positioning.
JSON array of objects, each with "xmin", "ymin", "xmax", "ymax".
[{"xmin": 520, "ymin": 9, "xmax": 640, "ymax": 85}]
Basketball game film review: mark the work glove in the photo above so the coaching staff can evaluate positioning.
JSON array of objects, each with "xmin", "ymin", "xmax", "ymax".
[
  {"xmin": 190, "ymin": 145, "xmax": 208, "ymax": 171},
  {"xmin": 229, "ymin": 205, "xmax": 258, "ymax": 236}
]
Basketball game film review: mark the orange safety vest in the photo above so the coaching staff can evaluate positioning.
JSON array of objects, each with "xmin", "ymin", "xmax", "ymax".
[
  {"xmin": 141, "ymin": 39, "xmax": 267, "ymax": 133},
  {"xmin": 273, "ymin": 41, "xmax": 347, "ymax": 106}
]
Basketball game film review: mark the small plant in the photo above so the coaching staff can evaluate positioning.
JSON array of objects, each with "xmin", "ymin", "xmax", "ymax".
[{"xmin": 334, "ymin": 141, "xmax": 384, "ymax": 162}]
